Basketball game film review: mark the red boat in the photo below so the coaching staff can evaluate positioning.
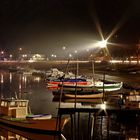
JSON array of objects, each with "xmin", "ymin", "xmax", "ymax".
[{"xmin": 46, "ymin": 78, "xmax": 92, "ymax": 88}]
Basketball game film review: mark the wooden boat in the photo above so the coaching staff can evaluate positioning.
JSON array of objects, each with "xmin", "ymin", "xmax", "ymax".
[
  {"xmin": 46, "ymin": 78, "xmax": 92, "ymax": 88},
  {"xmin": 63, "ymin": 92, "xmax": 103, "ymax": 99},
  {"xmin": 0, "ymin": 99, "xmax": 68, "ymax": 134},
  {"xmin": 0, "ymin": 124, "xmax": 65, "ymax": 140},
  {"xmin": 52, "ymin": 90, "xmax": 103, "ymax": 99},
  {"xmin": 95, "ymin": 81, "xmax": 123, "ymax": 92},
  {"xmin": 58, "ymin": 80, "xmax": 123, "ymax": 92}
]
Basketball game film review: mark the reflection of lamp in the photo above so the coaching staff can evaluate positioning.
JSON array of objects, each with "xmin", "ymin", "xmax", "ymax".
[
  {"xmin": 1, "ymin": 51, "xmax": 4, "ymax": 55},
  {"xmin": 100, "ymin": 102, "xmax": 106, "ymax": 110}
]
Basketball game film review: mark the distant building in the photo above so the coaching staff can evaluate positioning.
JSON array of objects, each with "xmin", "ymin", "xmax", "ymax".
[{"xmin": 30, "ymin": 54, "xmax": 46, "ymax": 61}]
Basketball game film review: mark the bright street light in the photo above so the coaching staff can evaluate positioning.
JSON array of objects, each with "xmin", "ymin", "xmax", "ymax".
[{"xmin": 97, "ymin": 40, "xmax": 107, "ymax": 48}]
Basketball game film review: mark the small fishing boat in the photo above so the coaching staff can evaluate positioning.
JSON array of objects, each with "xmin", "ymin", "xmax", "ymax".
[
  {"xmin": 95, "ymin": 80, "xmax": 123, "ymax": 92},
  {"xmin": 58, "ymin": 80, "xmax": 123, "ymax": 92},
  {"xmin": 52, "ymin": 90, "xmax": 103, "ymax": 99},
  {"xmin": 46, "ymin": 78, "xmax": 92, "ymax": 88},
  {"xmin": 63, "ymin": 92, "xmax": 103, "ymax": 99},
  {"xmin": 0, "ymin": 99, "xmax": 68, "ymax": 134}
]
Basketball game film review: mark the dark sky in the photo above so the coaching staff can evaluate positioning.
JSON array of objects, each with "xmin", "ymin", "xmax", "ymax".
[{"xmin": 0, "ymin": 0, "xmax": 140, "ymax": 55}]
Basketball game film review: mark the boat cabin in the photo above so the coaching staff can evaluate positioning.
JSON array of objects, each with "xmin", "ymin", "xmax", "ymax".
[{"xmin": 0, "ymin": 99, "xmax": 29, "ymax": 118}]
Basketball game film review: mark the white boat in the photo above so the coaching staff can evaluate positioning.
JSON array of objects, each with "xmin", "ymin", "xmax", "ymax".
[
  {"xmin": 46, "ymin": 68, "xmax": 64, "ymax": 78},
  {"xmin": 26, "ymin": 114, "xmax": 52, "ymax": 120}
]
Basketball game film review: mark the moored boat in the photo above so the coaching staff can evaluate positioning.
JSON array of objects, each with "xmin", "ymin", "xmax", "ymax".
[
  {"xmin": 52, "ymin": 90, "xmax": 103, "ymax": 99},
  {"xmin": 95, "ymin": 80, "xmax": 123, "ymax": 92},
  {"xmin": 58, "ymin": 80, "xmax": 123, "ymax": 92},
  {"xmin": 63, "ymin": 92, "xmax": 103, "ymax": 99},
  {"xmin": 0, "ymin": 99, "xmax": 68, "ymax": 134},
  {"xmin": 46, "ymin": 78, "xmax": 92, "ymax": 88},
  {"xmin": 0, "ymin": 124, "xmax": 66, "ymax": 140}
]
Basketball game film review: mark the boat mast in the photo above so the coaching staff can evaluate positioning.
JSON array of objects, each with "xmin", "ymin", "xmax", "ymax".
[
  {"xmin": 102, "ymin": 71, "xmax": 105, "ymax": 103},
  {"xmin": 92, "ymin": 59, "xmax": 95, "ymax": 86},
  {"xmin": 76, "ymin": 58, "xmax": 79, "ymax": 77},
  {"xmin": 74, "ymin": 59, "xmax": 79, "ymax": 109},
  {"xmin": 58, "ymin": 59, "xmax": 70, "ymax": 109}
]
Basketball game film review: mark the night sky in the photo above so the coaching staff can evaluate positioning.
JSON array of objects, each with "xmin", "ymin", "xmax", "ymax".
[{"xmin": 0, "ymin": 0, "xmax": 140, "ymax": 55}]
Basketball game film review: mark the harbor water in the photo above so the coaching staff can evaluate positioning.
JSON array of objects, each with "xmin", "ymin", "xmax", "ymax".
[{"xmin": 0, "ymin": 70, "xmax": 140, "ymax": 140}]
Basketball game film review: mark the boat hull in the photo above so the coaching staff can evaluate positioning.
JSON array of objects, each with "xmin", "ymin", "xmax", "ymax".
[
  {"xmin": 0, "ymin": 117, "xmax": 68, "ymax": 134},
  {"xmin": 61, "ymin": 92, "xmax": 103, "ymax": 99},
  {"xmin": 0, "ymin": 124, "xmax": 64, "ymax": 140},
  {"xmin": 58, "ymin": 82, "xmax": 123, "ymax": 92}
]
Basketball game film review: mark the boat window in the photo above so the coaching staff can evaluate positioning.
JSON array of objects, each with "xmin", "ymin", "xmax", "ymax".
[
  {"xmin": 4, "ymin": 102, "xmax": 8, "ymax": 107},
  {"xmin": 1, "ymin": 101, "xmax": 5, "ymax": 106},
  {"xmin": 19, "ymin": 101, "xmax": 27, "ymax": 107},
  {"xmin": 10, "ymin": 101, "xmax": 16, "ymax": 107}
]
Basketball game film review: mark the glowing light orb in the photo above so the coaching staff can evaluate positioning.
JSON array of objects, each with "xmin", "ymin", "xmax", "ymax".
[
  {"xmin": 100, "ymin": 103, "xmax": 106, "ymax": 110},
  {"xmin": 98, "ymin": 40, "xmax": 107, "ymax": 48}
]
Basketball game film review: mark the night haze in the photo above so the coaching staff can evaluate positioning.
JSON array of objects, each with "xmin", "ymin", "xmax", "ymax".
[{"xmin": 0, "ymin": 0, "xmax": 140, "ymax": 56}]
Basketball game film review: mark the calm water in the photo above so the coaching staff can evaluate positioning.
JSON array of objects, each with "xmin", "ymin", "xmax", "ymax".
[{"xmin": 0, "ymin": 70, "xmax": 140, "ymax": 140}]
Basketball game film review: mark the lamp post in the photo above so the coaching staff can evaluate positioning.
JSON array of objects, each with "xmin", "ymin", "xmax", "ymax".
[{"xmin": 74, "ymin": 50, "xmax": 79, "ymax": 76}]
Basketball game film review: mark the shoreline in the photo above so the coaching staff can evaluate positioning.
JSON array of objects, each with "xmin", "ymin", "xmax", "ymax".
[{"xmin": 0, "ymin": 60, "xmax": 140, "ymax": 77}]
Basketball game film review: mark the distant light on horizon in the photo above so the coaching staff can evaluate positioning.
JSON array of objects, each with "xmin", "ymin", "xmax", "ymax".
[{"xmin": 62, "ymin": 46, "xmax": 66, "ymax": 50}]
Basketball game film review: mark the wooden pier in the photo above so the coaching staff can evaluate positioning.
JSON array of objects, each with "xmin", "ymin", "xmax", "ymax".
[{"xmin": 58, "ymin": 107, "xmax": 140, "ymax": 140}]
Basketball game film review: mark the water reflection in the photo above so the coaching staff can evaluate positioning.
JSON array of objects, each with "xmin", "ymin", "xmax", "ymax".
[{"xmin": 0, "ymin": 70, "xmax": 139, "ymax": 140}]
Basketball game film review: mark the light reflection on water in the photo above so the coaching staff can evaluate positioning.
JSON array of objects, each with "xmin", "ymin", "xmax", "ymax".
[{"xmin": 0, "ymin": 70, "xmax": 139, "ymax": 140}]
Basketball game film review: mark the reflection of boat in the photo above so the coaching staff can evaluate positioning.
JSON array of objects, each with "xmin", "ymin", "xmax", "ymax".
[
  {"xmin": 0, "ymin": 124, "xmax": 65, "ymax": 140},
  {"xmin": 22, "ymin": 70, "xmax": 33, "ymax": 75},
  {"xmin": 0, "ymin": 99, "xmax": 68, "ymax": 134}
]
